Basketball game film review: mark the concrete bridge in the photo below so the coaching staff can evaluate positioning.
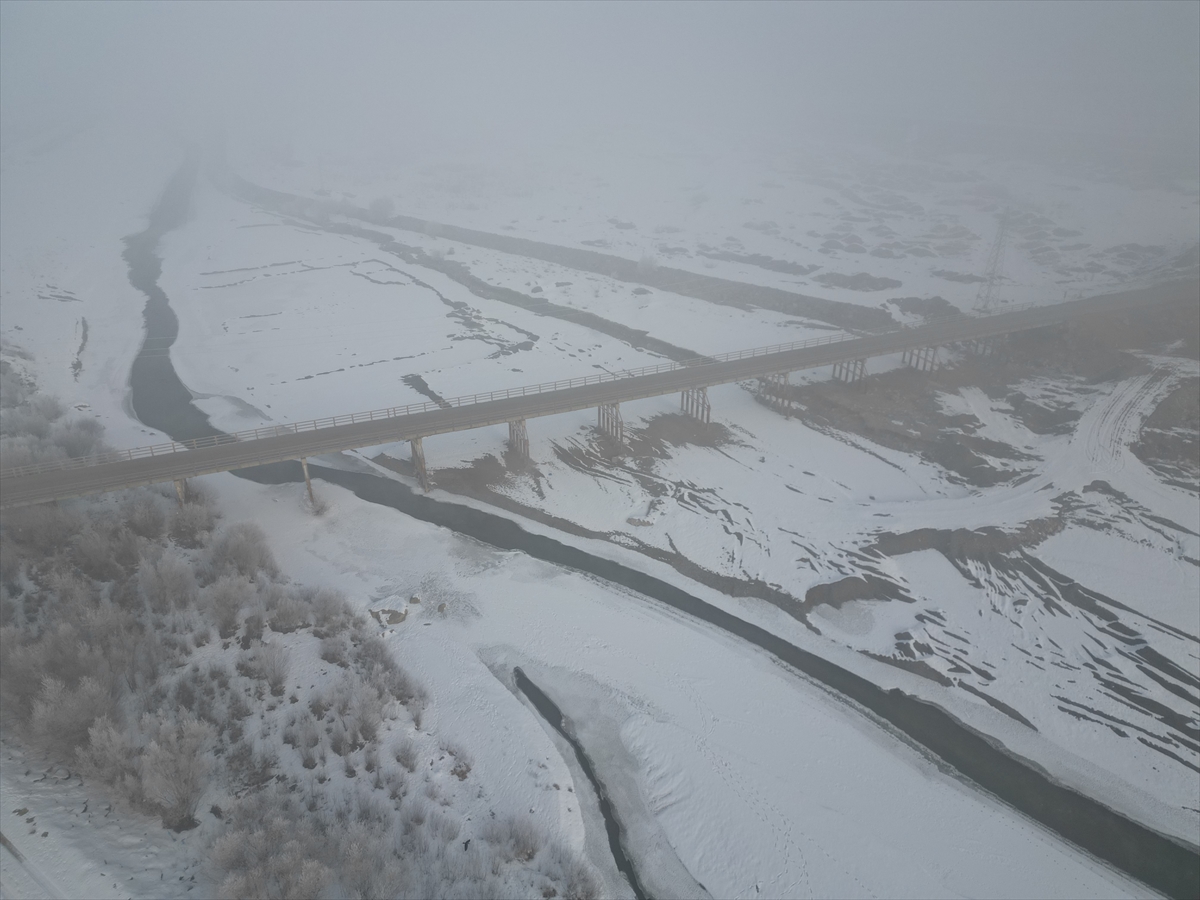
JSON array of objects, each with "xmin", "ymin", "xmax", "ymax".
[{"xmin": 1, "ymin": 279, "xmax": 1193, "ymax": 510}]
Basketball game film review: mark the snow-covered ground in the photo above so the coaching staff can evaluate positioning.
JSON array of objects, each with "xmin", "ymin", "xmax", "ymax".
[{"xmin": 2, "ymin": 119, "xmax": 1198, "ymax": 897}]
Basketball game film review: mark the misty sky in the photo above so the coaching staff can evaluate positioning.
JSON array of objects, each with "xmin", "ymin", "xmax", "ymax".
[{"xmin": 2, "ymin": 1, "xmax": 1198, "ymax": 167}]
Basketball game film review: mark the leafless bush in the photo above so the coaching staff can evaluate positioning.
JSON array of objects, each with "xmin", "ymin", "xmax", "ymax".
[
  {"xmin": 263, "ymin": 584, "xmax": 310, "ymax": 633},
  {"xmin": 0, "ymin": 540, "xmax": 23, "ymax": 593},
  {"xmin": 339, "ymin": 821, "xmax": 405, "ymax": 899},
  {"xmin": 209, "ymin": 522, "xmax": 278, "ymax": 580},
  {"xmin": 483, "ymin": 815, "xmax": 542, "ymax": 863},
  {"xmin": 320, "ymin": 635, "xmax": 349, "ymax": 667},
  {"xmin": 4, "ymin": 505, "xmax": 85, "ymax": 556},
  {"xmin": 73, "ymin": 524, "xmax": 138, "ymax": 581},
  {"xmin": 212, "ymin": 797, "xmax": 333, "ymax": 900},
  {"xmin": 46, "ymin": 569, "xmax": 93, "ymax": 607},
  {"xmin": 309, "ymin": 587, "xmax": 357, "ymax": 635},
  {"xmin": 358, "ymin": 637, "xmax": 427, "ymax": 710},
  {"xmin": 547, "ymin": 843, "xmax": 603, "ymax": 900},
  {"xmin": 79, "ymin": 716, "xmax": 142, "ymax": 802},
  {"xmin": 0, "ymin": 628, "xmax": 42, "ymax": 718},
  {"xmin": 0, "ymin": 395, "xmax": 63, "ymax": 438},
  {"xmin": 139, "ymin": 550, "xmax": 198, "ymax": 613},
  {"xmin": 51, "ymin": 416, "xmax": 106, "ymax": 458},
  {"xmin": 141, "ymin": 713, "xmax": 214, "ymax": 829},
  {"xmin": 205, "ymin": 574, "xmax": 254, "ymax": 638},
  {"xmin": 0, "ymin": 434, "xmax": 67, "ymax": 468},
  {"xmin": 258, "ymin": 642, "xmax": 290, "ymax": 696},
  {"xmin": 0, "ymin": 361, "xmax": 30, "ymax": 407},
  {"xmin": 121, "ymin": 490, "xmax": 167, "ymax": 539},
  {"xmin": 26, "ymin": 620, "xmax": 118, "ymax": 698},
  {"xmin": 169, "ymin": 501, "xmax": 216, "ymax": 548},
  {"xmin": 30, "ymin": 675, "xmax": 115, "ymax": 755},
  {"xmin": 394, "ymin": 738, "xmax": 419, "ymax": 773}
]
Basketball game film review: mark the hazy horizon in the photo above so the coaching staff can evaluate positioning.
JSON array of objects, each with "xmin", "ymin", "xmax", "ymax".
[{"xmin": 3, "ymin": 1, "xmax": 1197, "ymax": 176}]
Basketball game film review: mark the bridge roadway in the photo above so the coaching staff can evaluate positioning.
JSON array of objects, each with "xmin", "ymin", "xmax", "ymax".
[{"xmin": 1, "ymin": 279, "xmax": 1194, "ymax": 509}]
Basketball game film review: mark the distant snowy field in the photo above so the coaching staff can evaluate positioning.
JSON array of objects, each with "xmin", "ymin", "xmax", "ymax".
[{"xmin": 2, "ymin": 120, "xmax": 1197, "ymax": 897}]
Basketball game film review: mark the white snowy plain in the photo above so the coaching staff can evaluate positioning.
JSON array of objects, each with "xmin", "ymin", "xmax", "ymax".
[{"xmin": 2, "ymin": 119, "xmax": 1197, "ymax": 898}]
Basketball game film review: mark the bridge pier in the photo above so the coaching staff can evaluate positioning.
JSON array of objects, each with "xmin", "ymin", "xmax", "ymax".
[
  {"xmin": 508, "ymin": 418, "xmax": 530, "ymax": 461},
  {"xmin": 680, "ymin": 387, "xmax": 711, "ymax": 424},
  {"xmin": 410, "ymin": 437, "xmax": 431, "ymax": 492},
  {"xmin": 300, "ymin": 457, "xmax": 316, "ymax": 506},
  {"xmin": 173, "ymin": 479, "xmax": 187, "ymax": 506},
  {"xmin": 962, "ymin": 336, "xmax": 999, "ymax": 358},
  {"xmin": 597, "ymin": 402, "xmax": 624, "ymax": 443},
  {"xmin": 758, "ymin": 372, "xmax": 794, "ymax": 413},
  {"xmin": 832, "ymin": 359, "xmax": 865, "ymax": 385},
  {"xmin": 902, "ymin": 346, "xmax": 940, "ymax": 373}
]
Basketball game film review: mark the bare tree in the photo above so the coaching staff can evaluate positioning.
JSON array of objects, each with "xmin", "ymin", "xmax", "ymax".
[{"xmin": 141, "ymin": 713, "xmax": 215, "ymax": 829}]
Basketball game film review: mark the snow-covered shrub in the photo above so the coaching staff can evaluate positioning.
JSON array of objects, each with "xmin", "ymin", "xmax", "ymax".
[
  {"xmin": 210, "ymin": 793, "xmax": 333, "ymax": 900},
  {"xmin": 0, "ymin": 434, "xmax": 67, "ymax": 468},
  {"xmin": 308, "ymin": 586, "xmax": 358, "ymax": 635},
  {"xmin": 79, "ymin": 716, "xmax": 142, "ymax": 801},
  {"xmin": 483, "ymin": 814, "xmax": 542, "ymax": 863},
  {"xmin": 394, "ymin": 737, "xmax": 419, "ymax": 772},
  {"xmin": 46, "ymin": 568, "xmax": 94, "ymax": 608},
  {"xmin": 169, "ymin": 499, "xmax": 216, "ymax": 548},
  {"xmin": 545, "ymin": 842, "xmax": 603, "ymax": 900},
  {"xmin": 29, "ymin": 621, "xmax": 118, "ymax": 695},
  {"xmin": 0, "ymin": 627, "xmax": 42, "ymax": 718},
  {"xmin": 320, "ymin": 634, "xmax": 350, "ymax": 667},
  {"xmin": 0, "ymin": 395, "xmax": 62, "ymax": 438},
  {"xmin": 121, "ymin": 490, "xmax": 167, "ymax": 539},
  {"xmin": 139, "ymin": 549, "xmax": 199, "ymax": 613},
  {"xmin": 209, "ymin": 522, "xmax": 278, "ymax": 580},
  {"xmin": 30, "ymin": 675, "xmax": 115, "ymax": 754},
  {"xmin": 73, "ymin": 524, "xmax": 138, "ymax": 581},
  {"xmin": 140, "ymin": 712, "xmax": 215, "ymax": 829},
  {"xmin": 0, "ymin": 361, "xmax": 31, "ymax": 407},
  {"xmin": 262, "ymin": 583, "xmax": 310, "ymax": 633},
  {"xmin": 51, "ymin": 416, "xmax": 105, "ymax": 458},
  {"xmin": 338, "ymin": 820, "xmax": 406, "ymax": 899},
  {"xmin": 0, "ymin": 543, "xmax": 20, "ymax": 596},
  {"xmin": 258, "ymin": 642, "xmax": 290, "ymax": 696},
  {"xmin": 205, "ymin": 574, "xmax": 255, "ymax": 638},
  {"xmin": 4, "ymin": 504, "xmax": 85, "ymax": 556}
]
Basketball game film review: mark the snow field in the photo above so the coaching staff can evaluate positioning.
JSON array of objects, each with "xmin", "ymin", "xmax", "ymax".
[{"xmin": 207, "ymin": 471, "xmax": 1151, "ymax": 899}]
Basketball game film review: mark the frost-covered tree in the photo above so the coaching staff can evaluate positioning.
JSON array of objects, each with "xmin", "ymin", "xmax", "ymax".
[{"xmin": 140, "ymin": 713, "xmax": 214, "ymax": 829}]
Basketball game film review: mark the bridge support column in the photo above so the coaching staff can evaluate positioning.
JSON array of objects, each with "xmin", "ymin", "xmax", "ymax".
[
  {"xmin": 508, "ymin": 419, "xmax": 529, "ymax": 461},
  {"xmin": 902, "ymin": 346, "xmax": 940, "ymax": 373},
  {"xmin": 680, "ymin": 387, "xmax": 711, "ymax": 423},
  {"xmin": 410, "ymin": 437, "xmax": 431, "ymax": 492},
  {"xmin": 832, "ymin": 359, "xmax": 865, "ymax": 385},
  {"xmin": 758, "ymin": 372, "xmax": 794, "ymax": 412},
  {"xmin": 597, "ymin": 403, "xmax": 624, "ymax": 443},
  {"xmin": 173, "ymin": 479, "xmax": 187, "ymax": 506},
  {"xmin": 963, "ymin": 337, "xmax": 998, "ymax": 358},
  {"xmin": 300, "ymin": 457, "xmax": 316, "ymax": 506}
]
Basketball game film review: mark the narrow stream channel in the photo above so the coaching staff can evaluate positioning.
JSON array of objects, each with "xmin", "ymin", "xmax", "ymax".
[
  {"xmin": 513, "ymin": 668, "xmax": 651, "ymax": 900},
  {"xmin": 123, "ymin": 162, "xmax": 1200, "ymax": 900}
]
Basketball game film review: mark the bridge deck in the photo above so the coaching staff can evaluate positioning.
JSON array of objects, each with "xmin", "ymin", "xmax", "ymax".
[{"xmin": 1, "ymin": 279, "xmax": 1194, "ymax": 509}]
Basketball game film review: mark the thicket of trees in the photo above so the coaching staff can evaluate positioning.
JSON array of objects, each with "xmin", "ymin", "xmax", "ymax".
[{"xmin": 0, "ymin": 360, "xmax": 600, "ymax": 899}]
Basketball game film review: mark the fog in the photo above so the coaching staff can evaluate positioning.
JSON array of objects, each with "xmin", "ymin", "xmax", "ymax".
[{"xmin": 3, "ymin": 0, "xmax": 1197, "ymax": 174}]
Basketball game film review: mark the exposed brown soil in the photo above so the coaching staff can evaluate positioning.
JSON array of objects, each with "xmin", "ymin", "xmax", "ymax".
[
  {"xmin": 780, "ymin": 293, "xmax": 1200, "ymax": 487},
  {"xmin": 1132, "ymin": 377, "xmax": 1200, "ymax": 490}
]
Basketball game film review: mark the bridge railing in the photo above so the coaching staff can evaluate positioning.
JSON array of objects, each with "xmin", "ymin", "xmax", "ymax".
[{"xmin": 0, "ymin": 299, "xmax": 1048, "ymax": 479}]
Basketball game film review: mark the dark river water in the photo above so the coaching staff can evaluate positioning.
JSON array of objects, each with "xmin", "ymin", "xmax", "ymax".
[{"xmin": 123, "ymin": 162, "xmax": 1198, "ymax": 900}]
